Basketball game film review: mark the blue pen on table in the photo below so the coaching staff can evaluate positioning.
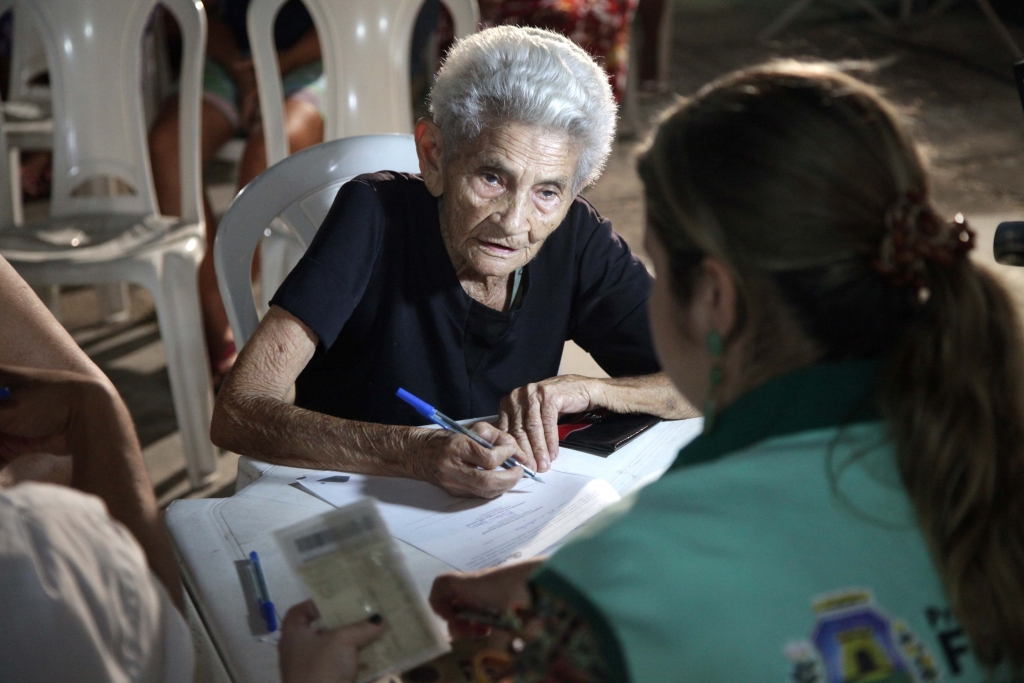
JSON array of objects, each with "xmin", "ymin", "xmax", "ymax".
[
  {"xmin": 248, "ymin": 551, "xmax": 277, "ymax": 633},
  {"xmin": 396, "ymin": 388, "xmax": 544, "ymax": 483}
]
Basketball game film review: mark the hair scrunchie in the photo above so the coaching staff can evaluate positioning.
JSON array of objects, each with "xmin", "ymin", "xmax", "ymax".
[{"xmin": 872, "ymin": 191, "xmax": 975, "ymax": 296}]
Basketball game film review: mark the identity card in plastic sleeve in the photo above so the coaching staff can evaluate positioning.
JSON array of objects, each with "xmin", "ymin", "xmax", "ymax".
[{"xmin": 275, "ymin": 499, "xmax": 449, "ymax": 683}]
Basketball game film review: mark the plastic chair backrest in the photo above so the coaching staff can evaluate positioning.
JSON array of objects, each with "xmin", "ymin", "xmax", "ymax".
[
  {"xmin": 249, "ymin": 0, "xmax": 479, "ymax": 166},
  {"xmin": 8, "ymin": 0, "xmax": 204, "ymax": 224},
  {"xmin": 8, "ymin": 2, "xmax": 49, "ymax": 102},
  {"xmin": 214, "ymin": 134, "xmax": 421, "ymax": 347}
]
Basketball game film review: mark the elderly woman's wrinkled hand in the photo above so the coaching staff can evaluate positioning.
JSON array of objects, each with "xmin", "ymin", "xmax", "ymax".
[
  {"xmin": 498, "ymin": 375, "xmax": 598, "ymax": 472},
  {"xmin": 411, "ymin": 422, "xmax": 528, "ymax": 499}
]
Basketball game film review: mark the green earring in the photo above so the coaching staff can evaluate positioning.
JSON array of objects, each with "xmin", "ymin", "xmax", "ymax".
[{"xmin": 703, "ymin": 330, "xmax": 723, "ymax": 434}]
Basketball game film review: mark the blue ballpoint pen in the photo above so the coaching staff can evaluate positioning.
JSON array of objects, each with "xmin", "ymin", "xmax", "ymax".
[
  {"xmin": 396, "ymin": 388, "xmax": 544, "ymax": 483},
  {"xmin": 248, "ymin": 551, "xmax": 277, "ymax": 633}
]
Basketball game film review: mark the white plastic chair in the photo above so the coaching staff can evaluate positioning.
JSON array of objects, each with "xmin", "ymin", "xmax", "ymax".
[
  {"xmin": 247, "ymin": 0, "xmax": 479, "ymax": 311},
  {"xmin": 0, "ymin": 0, "xmax": 219, "ymax": 489},
  {"xmin": 214, "ymin": 134, "xmax": 420, "ymax": 348},
  {"xmin": 7, "ymin": 2, "xmax": 48, "ymax": 103},
  {"xmin": 250, "ymin": 0, "xmax": 478, "ymax": 163},
  {"xmin": 3, "ymin": 2, "xmax": 51, "ymax": 228},
  {"xmin": 3, "ymin": 3, "xmax": 133, "ymax": 322}
]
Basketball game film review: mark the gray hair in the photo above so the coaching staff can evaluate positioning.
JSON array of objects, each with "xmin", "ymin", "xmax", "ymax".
[{"xmin": 429, "ymin": 26, "xmax": 617, "ymax": 194}]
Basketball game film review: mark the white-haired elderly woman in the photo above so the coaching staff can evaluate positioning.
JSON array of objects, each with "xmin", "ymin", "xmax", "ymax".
[{"xmin": 212, "ymin": 26, "xmax": 693, "ymax": 498}]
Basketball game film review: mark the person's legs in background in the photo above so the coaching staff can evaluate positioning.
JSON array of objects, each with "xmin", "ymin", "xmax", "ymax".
[
  {"xmin": 149, "ymin": 60, "xmax": 324, "ymax": 387},
  {"xmin": 148, "ymin": 94, "xmax": 238, "ymax": 384},
  {"xmin": 636, "ymin": 0, "xmax": 667, "ymax": 90},
  {"xmin": 236, "ymin": 97, "xmax": 324, "ymax": 190}
]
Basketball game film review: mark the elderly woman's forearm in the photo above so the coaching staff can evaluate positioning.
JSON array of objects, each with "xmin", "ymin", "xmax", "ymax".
[
  {"xmin": 591, "ymin": 373, "xmax": 698, "ymax": 419},
  {"xmin": 211, "ymin": 393, "xmax": 417, "ymax": 476}
]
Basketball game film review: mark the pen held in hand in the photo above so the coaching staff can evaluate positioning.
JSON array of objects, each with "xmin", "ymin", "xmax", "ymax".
[{"xmin": 396, "ymin": 388, "xmax": 544, "ymax": 483}]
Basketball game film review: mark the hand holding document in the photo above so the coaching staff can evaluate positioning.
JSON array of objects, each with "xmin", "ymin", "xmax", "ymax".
[
  {"xmin": 276, "ymin": 500, "xmax": 449, "ymax": 683},
  {"xmin": 296, "ymin": 470, "xmax": 620, "ymax": 571}
]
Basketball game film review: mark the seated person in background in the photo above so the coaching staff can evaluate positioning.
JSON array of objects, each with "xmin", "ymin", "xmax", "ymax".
[
  {"xmin": 289, "ymin": 63, "xmax": 1024, "ymax": 680},
  {"xmin": 213, "ymin": 26, "xmax": 694, "ymax": 498},
  {"xmin": 0, "ymin": 258, "xmax": 386, "ymax": 681},
  {"xmin": 478, "ymin": 0, "xmax": 636, "ymax": 101},
  {"xmin": 149, "ymin": 0, "xmax": 325, "ymax": 385}
]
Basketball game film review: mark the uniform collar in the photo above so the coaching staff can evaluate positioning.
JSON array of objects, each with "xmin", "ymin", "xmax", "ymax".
[{"xmin": 671, "ymin": 360, "xmax": 881, "ymax": 472}]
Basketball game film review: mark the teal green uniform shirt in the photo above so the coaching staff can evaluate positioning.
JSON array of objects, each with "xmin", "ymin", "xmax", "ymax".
[{"xmin": 533, "ymin": 362, "xmax": 1006, "ymax": 683}]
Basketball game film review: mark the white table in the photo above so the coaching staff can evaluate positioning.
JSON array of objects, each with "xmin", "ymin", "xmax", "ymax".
[{"xmin": 167, "ymin": 419, "xmax": 701, "ymax": 683}]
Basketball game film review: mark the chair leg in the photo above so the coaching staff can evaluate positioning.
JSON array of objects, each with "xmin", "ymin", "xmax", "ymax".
[
  {"xmin": 9, "ymin": 146, "xmax": 24, "ymax": 227},
  {"xmin": 759, "ymin": 0, "xmax": 818, "ymax": 42},
  {"xmin": 155, "ymin": 248, "xmax": 218, "ymax": 489},
  {"xmin": 31, "ymin": 284, "xmax": 62, "ymax": 319},
  {"xmin": 97, "ymin": 282, "xmax": 132, "ymax": 324},
  {"xmin": 657, "ymin": 0, "xmax": 674, "ymax": 88},
  {"xmin": 975, "ymin": 0, "xmax": 1023, "ymax": 60},
  {"xmin": 620, "ymin": 18, "xmax": 642, "ymax": 138},
  {"xmin": 850, "ymin": 0, "xmax": 895, "ymax": 28}
]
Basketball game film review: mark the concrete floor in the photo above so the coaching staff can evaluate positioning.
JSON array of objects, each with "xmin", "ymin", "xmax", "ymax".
[{"xmin": 27, "ymin": 3, "xmax": 1024, "ymax": 506}]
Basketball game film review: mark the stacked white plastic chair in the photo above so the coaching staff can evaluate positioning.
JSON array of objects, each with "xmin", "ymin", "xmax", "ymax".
[
  {"xmin": 246, "ymin": 0, "xmax": 480, "ymax": 311},
  {"xmin": 214, "ymin": 134, "xmax": 421, "ymax": 348},
  {"xmin": 4, "ymin": 4, "xmax": 50, "ymax": 229},
  {"xmin": 0, "ymin": 0, "xmax": 219, "ymax": 488}
]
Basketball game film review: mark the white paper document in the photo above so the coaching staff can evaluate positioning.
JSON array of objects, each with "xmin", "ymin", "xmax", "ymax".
[{"xmin": 296, "ymin": 470, "xmax": 620, "ymax": 571}]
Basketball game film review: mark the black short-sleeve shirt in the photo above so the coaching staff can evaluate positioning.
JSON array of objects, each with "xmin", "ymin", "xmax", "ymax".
[{"xmin": 270, "ymin": 172, "xmax": 659, "ymax": 426}]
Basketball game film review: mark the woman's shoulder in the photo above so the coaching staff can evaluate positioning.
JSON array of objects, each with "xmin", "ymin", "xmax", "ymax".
[
  {"xmin": 649, "ymin": 420, "xmax": 901, "ymax": 512},
  {"xmin": 320, "ymin": 172, "xmax": 434, "ymax": 234},
  {"xmin": 561, "ymin": 195, "xmax": 611, "ymax": 241},
  {"xmin": 536, "ymin": 422, "xmax": 957, "ymax": 682},
  {"xmin": 344, "ymin": 171, "xmax": 429, "ymax": 203},
  {"xmin": 543, "ymin": 421, "xmax": 910, "ymax": 592}
]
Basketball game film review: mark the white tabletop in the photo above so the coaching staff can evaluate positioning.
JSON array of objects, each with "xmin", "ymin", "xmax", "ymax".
[{"xmin": 167, "ymin": 419, "xmax": 701, "ymax": 683}]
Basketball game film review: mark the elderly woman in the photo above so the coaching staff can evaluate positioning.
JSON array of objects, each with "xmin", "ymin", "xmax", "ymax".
[{"xmin": 211, "ymin": 26, "xmax": 691, "ymax": 498}]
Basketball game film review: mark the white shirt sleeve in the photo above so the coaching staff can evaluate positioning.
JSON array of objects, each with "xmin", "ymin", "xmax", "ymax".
[{"xmin": 0, "ymin": 483, "xmax": 194, "ymax": 683}]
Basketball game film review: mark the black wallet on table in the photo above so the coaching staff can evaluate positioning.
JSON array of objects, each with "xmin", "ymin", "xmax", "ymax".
[{"xmin": 557, "ymin": 409, "xmax": 662, "ymax": 457}]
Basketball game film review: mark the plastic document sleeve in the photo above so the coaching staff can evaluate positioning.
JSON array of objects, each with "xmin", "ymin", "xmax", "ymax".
[{"xmin": 275, "ymin": 499, "xmax": 450, "ymax": 683}]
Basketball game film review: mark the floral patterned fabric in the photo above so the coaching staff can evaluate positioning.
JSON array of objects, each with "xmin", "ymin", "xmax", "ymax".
[
  {"xmin": 479, "ymin": 0, "xmax": 638, "ymax": 102},
  {"xmin": 508, "ymin": 582, "xmax": 612, "ymax": 683}
]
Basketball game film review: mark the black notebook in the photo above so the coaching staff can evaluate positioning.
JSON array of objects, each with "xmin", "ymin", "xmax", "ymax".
[{"xmin": 557, "ymin": 409, "xmax": 662, "ymax": 457}]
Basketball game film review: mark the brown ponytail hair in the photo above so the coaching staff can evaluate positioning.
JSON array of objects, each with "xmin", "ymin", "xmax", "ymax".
[{"xmin": 638, "ymin": 62, "xmax": 1024, "ymax": 668}]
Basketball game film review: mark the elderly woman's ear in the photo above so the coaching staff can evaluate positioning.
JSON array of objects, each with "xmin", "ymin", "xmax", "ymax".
[{"xmin": 415, "ymin": 119, "xmax": 446, "ymax": 197}]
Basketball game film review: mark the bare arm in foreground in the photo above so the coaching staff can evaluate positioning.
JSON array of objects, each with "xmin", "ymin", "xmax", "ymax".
[
  {"xmin": 212, "ymin": 306, "xmax": 525, "ymax": 498},
  {"xmin": 0, "ymin": 258, "xmax": 110, "ymax": 484}
]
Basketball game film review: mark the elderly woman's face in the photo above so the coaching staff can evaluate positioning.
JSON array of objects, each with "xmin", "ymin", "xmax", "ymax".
[{"xmin": 439, "ymin": 123, "xmax": 579, "ymax": 278}]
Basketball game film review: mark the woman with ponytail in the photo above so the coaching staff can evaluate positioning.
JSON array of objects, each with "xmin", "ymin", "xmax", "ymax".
[{"xmin": 291, "ymin": 62, "xmax": 1024, "ymax": 682}]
